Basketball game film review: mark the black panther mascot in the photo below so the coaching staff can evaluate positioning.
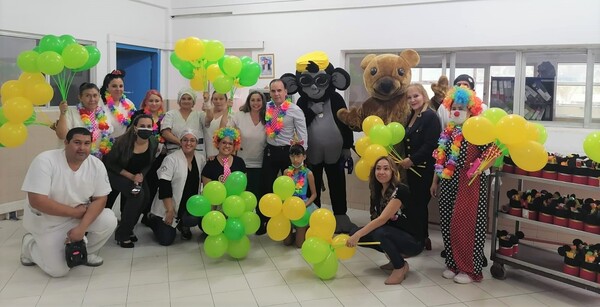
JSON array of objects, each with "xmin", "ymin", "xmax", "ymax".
[{"xmin": 281, "ymin": 51, "xmax": 357, "ymax": 233}]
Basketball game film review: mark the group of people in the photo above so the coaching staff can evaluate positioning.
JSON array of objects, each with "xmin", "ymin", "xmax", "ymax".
[
  {"xmin": 20, "ymin": 70, "xmax": 491, "ymax": 286},
  {"xmin": 347, "ymin": 75, "xmax": 493, "ymax": 285}
]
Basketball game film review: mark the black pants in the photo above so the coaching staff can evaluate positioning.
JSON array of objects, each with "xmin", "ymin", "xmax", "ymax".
[
  {"xmin": 407, "ymin": 166, "xmax": 434, "ymax": 239},
  {"xmin": 310, "ymin": 161, "xmax": 347, "ymax": 215},
  {"xmin": 108, "ymin": 172, "xmax": 147, "ymax": 242},
  {"xmin": 246, "ymin": 168, "xmax": 266, "ymax": 222},
  {"xmin": 147, "ymin": 205, "xmax": 200, "ymax": 246},
  {"xmin": 262, "ymin": 144, "xmax": 291, "ymax": 195},
  {"xmin": 351, "ymin": 225, "xmax": 423, "ymax": 269},
  {"xmin": 141, "ymin": 153, "xmax": 166, "ymax": 216}
]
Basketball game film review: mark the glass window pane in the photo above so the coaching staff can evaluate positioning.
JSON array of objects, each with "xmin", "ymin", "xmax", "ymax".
[
  {"xmin": 594, "ymin": 51, "xmax": 600, "ymax": 124},
  {"xmin": 49, "ymin": 70, "xmax": 91, "ymax": 106},
  {"xmin": 0, "ymin": 35, "xmax": 37, "ymax": 92},
  {"xmin": 346, "ymin": 53, "xmax": 370, "ymax": 108}
]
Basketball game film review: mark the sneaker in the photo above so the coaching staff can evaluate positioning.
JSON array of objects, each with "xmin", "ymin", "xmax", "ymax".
[
  {"xmin": 20, "ymin": 234, "xmax": 35, "ymax": 266},
  {"xmin": 442, "ymin": 269, "xmax": 456, "ymax": 279},
  {"xmin": 85, "ymin": 254, "xmax": 104, "ymax": 267},
  {"xmin": 453, "ymin": 272, "xmax": 473, "ymax": 284}
]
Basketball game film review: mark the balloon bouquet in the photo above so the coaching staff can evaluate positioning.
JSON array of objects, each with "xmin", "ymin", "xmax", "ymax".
[
  {"xmin": 258, "ymin": 176, "xmax": 309, "ymax": 240},
  {"xmin": 170, "ymin": 37, "xmax": 262, "ymax": 109},
  {"xmin": 461, "ymin": 108, "xmax": 549, "ymax": 173},
  {"xmin": 0, "ymin": 34, "xmax": 100, "ymax": 148},
  {"xmin": 353, "ymin": 115, "xmax": 410, "ymax": 181},
  {"xmin": 186, "ymin": 171, "xmax": 261, "ymax": 259}
]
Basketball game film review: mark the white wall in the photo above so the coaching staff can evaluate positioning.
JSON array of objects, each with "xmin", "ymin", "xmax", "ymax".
[{"xmin": 0, "ymin": 0, "xmax": 171, "ymax": 96}]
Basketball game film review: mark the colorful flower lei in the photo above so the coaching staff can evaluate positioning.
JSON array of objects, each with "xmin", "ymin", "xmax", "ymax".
[
  {"xmin": 78, "ymin": 104, "xmax": 113, "ymax": 158},
  {"xmin": 433, "ymin": 122, "xmax": 463, "ymax": 179},
  {"xmin": 105, "ymin": 93, "xmax": 135, "ymax": 127},
  {"xmin": 284, "ymin": 165, "xmax": 308, "ymax": 199},
  {"xmin": 265, "ymin": 98, "xmax": 291, "ymax": 138},
  {"xmin": 144, "ymin": 108, "xmax": 165, "ymax": 143}
]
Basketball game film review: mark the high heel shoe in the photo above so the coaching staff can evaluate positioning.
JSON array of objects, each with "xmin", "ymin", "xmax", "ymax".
[
  {"xmin": 116, "ymin": 240, "xmax": 134, "ymax": 248},
  {"xmin": 425, "ymin": 238, "xmax": 432, "ymax": 251}
]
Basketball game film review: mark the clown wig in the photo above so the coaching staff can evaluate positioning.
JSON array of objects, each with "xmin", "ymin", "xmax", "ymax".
[
  {"xmin": 213, "ymin": 126, "xmax": 241, "ymax": 151},
  {"xmin": 442, "ymin": 86, "xmax": 483, "ymax": 116}
]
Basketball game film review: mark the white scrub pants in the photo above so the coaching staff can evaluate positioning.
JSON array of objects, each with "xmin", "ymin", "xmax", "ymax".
[{"xmin": 24, "ymin": 209, "xmax": 117, "ymax": 277}]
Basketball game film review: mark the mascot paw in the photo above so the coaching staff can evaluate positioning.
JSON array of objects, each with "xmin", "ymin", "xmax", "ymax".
[
  {"xmin": 334, "ymin": 214, "xmax": 358, "ymax": 234},
  {"xmin": 337, "ymin": 108, "xmax": 363, "ymax": 132},
  {"xmin": 431, "ymin": 75, "xmax": 449, "ymax": 109}
]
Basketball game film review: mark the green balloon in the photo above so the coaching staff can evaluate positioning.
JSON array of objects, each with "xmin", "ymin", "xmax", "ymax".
[
  {"xmin": 583, "ymin": 131, "xmax": 600, "ymax": 163},
  {"xmin": 62, "ymin": 44, "xmax": 89, "ymax": 69},
  {"xmin": 217, "ymin": 55, "xmax": 227, "ymax": 72},
  {"xmin": 225, "ymin": 171, "xmax": 247, "ymax": 196},
  {"xmin": 535, "ymin": 123, "xmax": 547, "ymax": 144},
  {"xmin": 170, "ymin": 52, "xmax": 184, "ymax": 69},
  {"xmin": 17, "ymin": 50, "xmax": 40, "ymax": 73},
  {"xmin": 301, "ymin": 237, "xmax": 331, "ymax": 264},
  {"xmin": 38, "ymin": 35, "xmax": 63, "ymax": 53},
  {"xmin": 238, "ymin": 62, "xmax": 261, "ymax": 87},
  {"xmin": 273, "ymin": 176, "xmax": 295, "ymax": 200},
  {"xmin": 313, "ymin": 250, "xmax": 338, "ymax": 280},
  {"xmin": 213, "ymin": 75, "xmax": 234, "ymax": 94},
  {"xmin": 204, "ymin": 234, "xmax": 229, "ymax": 258},
  {"xmin": 387, "ymin": 122, "xmax": 405, "ymax": 145},
  {"xmin": 223, "ymin": 218, "xmax": 245, "ymax": 241},
  {"xmin": 201, "ymin": 211, "xmax": 226, "ymax": 236},
  {"xmin": 59, "ymin": 35, "xmax": 78, "ymax": 50},
  {"xmin": 223, "ymin": 56, "xmax": 242, "ymax": 77},
  {"xmin": 179, "ymin": 66, "xmax": 195, "ymax": 80},
  {"xmin": 223, "ymin": 195, "xmax": 245, "ymax": 218},
  {"xmin": 240, "ymin": 191, "xmax": 257, "ymax": 212},
  {"xmin": 37, "ymin": 51, "xmax": 64, "ymax": 75},
  {"xmin": 73, "ymin": 46, "xmax": 101, "ymax": 72},
  {"xmin": 204, "ymin": 40, "xmax": 225, "ymax": 62},
  {"xmin": 227, "ymin": 235, "xmax": 250, "ymax": 259},
  {"xmin": 240, "ymin": 211, "xmax": 260, "ymax": 234},
  {"xmin": 369, "ymin": 124, "xmax": 392, "ymax": 147},
  {"xmin": 482, "ymin": 107, "xmax": 508, "ymax": 125},
  {"xmin": 240, "ymin": 56, "xmax": 253, "ymax": 65},
  {"xmin": 203, "ymin": 181, "xmax": 227, "ymax": 205},
  {"xmin": 291, "ymin": 210, "xmax": 310, "ymax": 227},
  {"xmin": 0, "ymin": 108, "xmax": 7, "ymax": 126},
  {"xmin": 23, "ymin": 111, "xmax": 36, "ymax": 126},
  {"xmin": 186, "ymin": 194, "xmax": 211, "ymax": 217}
]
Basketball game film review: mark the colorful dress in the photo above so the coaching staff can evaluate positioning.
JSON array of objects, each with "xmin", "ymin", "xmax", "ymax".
[
  {"xmin": 284, "ymin": 165, "xmax": 318, "ymax": 214},
  {"xmin": 434, "ymin": 124, "xmax": 491, "ymax": 281}
]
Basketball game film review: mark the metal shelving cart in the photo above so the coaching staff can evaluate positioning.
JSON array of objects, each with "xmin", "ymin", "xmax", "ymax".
[{"xmin": 489, "ymin": 172, "xmax": 600, "ymax": 294}]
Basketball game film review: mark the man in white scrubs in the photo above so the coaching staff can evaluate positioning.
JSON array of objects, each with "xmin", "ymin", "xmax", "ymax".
[{"xmin": 20, "ymin": 127, "xmax": 117, "ymax": 277}]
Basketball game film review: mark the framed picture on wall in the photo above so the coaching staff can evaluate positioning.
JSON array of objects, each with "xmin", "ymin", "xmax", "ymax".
[{"xmin": 258, "ymin": 53, "xmax": 274, "ymax": 79}]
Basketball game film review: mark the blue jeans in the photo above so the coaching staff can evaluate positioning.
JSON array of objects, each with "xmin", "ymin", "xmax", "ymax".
[{"xmin": 351, "ymin": 224, "xmax": 423, "ymax": 269}]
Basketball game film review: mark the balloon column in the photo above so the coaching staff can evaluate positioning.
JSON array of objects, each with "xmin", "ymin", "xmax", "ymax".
[
  {"xmin": 258, "ymin": 176, "xmax": 309, "ymax": 241},
  {"xmin": 0, "ymin": 34, "xmax": 99, "ymax": 148},
  {"xmin": 186, "ymin": 171, "xmax": 261, "ymax": 259},
  {"xmin": 583, "ymin": 131, "xmax": 600, "ymax": 163},
  {"xmin": 462, "ymin": 108, "xmax": 549, "ymax": 171},
  {"xmin": 170, "ymin": 37, "xmax": 262, "ymax": 97},
  {"xmin": 354, "ymin": 115, "xmax": 406, "ymax": 181}
]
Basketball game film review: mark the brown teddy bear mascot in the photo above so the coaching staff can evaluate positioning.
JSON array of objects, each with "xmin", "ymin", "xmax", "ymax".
[
  {"xmin": 280, "ymin": 51, "xmax": 357, "ymax": 233},
  {"xmin": 337, "ymin": 49, "xmax": 420, "ymax": 130}
]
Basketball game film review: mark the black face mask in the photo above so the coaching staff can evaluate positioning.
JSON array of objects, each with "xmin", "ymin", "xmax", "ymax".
[{"xmin": 137, "ymin": 128, "xmax": 153, "ymax": 140}]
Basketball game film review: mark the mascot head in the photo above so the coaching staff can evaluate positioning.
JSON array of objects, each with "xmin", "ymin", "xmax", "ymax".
[
  {"xmin": 360, "ymin": 50, "xmax": 420, "ymax": 101},
  {"xmin": 280, "ymin": 51, "xmax": 350, "ymax": 102}
]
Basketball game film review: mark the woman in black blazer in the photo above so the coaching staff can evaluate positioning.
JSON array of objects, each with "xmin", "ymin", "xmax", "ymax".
[{"xmin": 398, "ymin": 83, "xmax": 442, "ymax": 250}]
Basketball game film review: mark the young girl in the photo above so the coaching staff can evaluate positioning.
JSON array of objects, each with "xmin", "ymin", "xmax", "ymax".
[{"xmin": 283, "ymin": 143, "xmax": 318, "ymax": 248}]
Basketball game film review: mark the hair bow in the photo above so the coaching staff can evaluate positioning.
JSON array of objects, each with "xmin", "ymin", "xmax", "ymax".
[
  {"xmin": 290, "ymin": 139, "xmax": 305, "ymax": 146},
  {"xmin": 111, "ymin": 69, "xmax": 123, "ymax": 75}
]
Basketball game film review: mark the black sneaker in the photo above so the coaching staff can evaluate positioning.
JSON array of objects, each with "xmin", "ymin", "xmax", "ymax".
[{"xmin": 180, "ymin": 226, "xmax": 192, "ymax": 240}]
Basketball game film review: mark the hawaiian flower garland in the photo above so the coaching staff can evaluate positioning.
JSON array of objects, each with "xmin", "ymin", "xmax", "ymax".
[
  {"xmin": 144, "ymin": 108, "xmax": 165, "ymax": 143},
  {"xmin": 106, "ymin": 93, "xmax": 136, "ymax": 127},
  {"xmin": 284, "ymin": 165, "xmax": 308, "ymax": 199},
  {"xmin": 78, "ymin": 103, "xmax": 112, "ymax": 158},
  {"xmin": 433, "ymin": 122, "xmax": 463, "ymax": 179},
  {"xmin": 265, "ymin": 98, "xmax": 291, "ymax": 138}
]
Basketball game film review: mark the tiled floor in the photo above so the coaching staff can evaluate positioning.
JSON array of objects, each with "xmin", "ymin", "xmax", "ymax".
[{"xmin": 1, "ymin": 207, "xmax": 599, "ymax": 307}]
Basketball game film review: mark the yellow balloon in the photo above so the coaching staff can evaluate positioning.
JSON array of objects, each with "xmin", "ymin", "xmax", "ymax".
[
  {"xmin": 282, "ymin": 196, "xmax": 306, "ymax": 220},
  {"xmin": 1, "ymin": 80, "xmax": 25, "ymax": 103},
  {"xmin": 267, "ymin": 213, "xmax": 291, "ymax": 241},
  {"xmin": 363, "ymin": 144, "xmax": 388, "ymax": 165},
  {"xmin": 355, "ymin": 136, "xmax": 371, "ymax": 157},
  {"xmin": 207, "ymin": 64, "xmax": 223, "ymax": 82},
  {"xmin": 18, "ymin": 72, "xmax": 46, "ymax": 86},
  {"xmin": 332, "ymin": 234, "xmax": 356, "ymax": 260},
  {"xmin": 173, "ymin": 39, "xmax": 187, "ymax": 60},
  {"xmin": 509, "ymin": 140, "xmax": 548, "ymax": 172},
  {"xmin": 3, "ymin": 97, "xmax": 34, "ymax": 123},
  {"xmin": 190, "ymin": 74, "xmax": 205, "ymax": 91},
  {"xmin": 309, "ymin": 208, "xmax": 336, "ymax": 238},
  {"xmin": 354, "ymin": 159, "xmax": 371, "ymax": 181},
  {"xmin": 523, "ymin": 123, "xmax": 539, "ymax": 142},
  {"xmin": 25, "ymin": 82, "xmax": 54, "ymax": 106},
  {"xmin": 306, "ymin": 227, "xmax": 332, "ymax": 244},
  {"xmin": 0, "ymin": 122, "xmax": 28, "ymax": 147},
  {"xmin": 462, "ymin": 116, "xmax": 495, "ymax": 145},
  {"xmin": 258, "ymin": 193, "xmax": 282, "ymax": 217},
  {"xmin": 182, "ymin": 37, "xmax": 205, "ymax": 61},
  {"xmin": 495, "ymin": 115, "xmax": 527, "ymax": 145},
  {"xmin": 362, "ymin": 115, "xmax": 384, "ymax": 134}
]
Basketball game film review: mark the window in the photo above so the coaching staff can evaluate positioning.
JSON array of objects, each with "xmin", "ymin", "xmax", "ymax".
[{"xmin": 593, "ymin": 50, "xmax": 600, "ymax": 124}]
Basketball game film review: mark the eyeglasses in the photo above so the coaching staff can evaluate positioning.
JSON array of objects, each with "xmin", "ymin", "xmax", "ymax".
[{"xmin": 298, "ymin": 74, "xmax": 331, "ymax": 87}]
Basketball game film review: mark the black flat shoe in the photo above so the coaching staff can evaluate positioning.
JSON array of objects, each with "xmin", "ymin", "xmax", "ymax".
[
  {"xmin": 130, "ymin": 235, "xmax": 138, "ymax": 242},
  {"xmin": 180, "ymin": 226, "xmax": 192, "ymax": 240},
  {"xmin": 255, "ymin": 222, "xmax": 267, "ymax": 236},
  {"xmin": 425, "ymin": 238, "xmax": 432, "ymax": 251},
  {"xmin": 116, "ymin": 240, "xmax": 134, "ymax": 248}
]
